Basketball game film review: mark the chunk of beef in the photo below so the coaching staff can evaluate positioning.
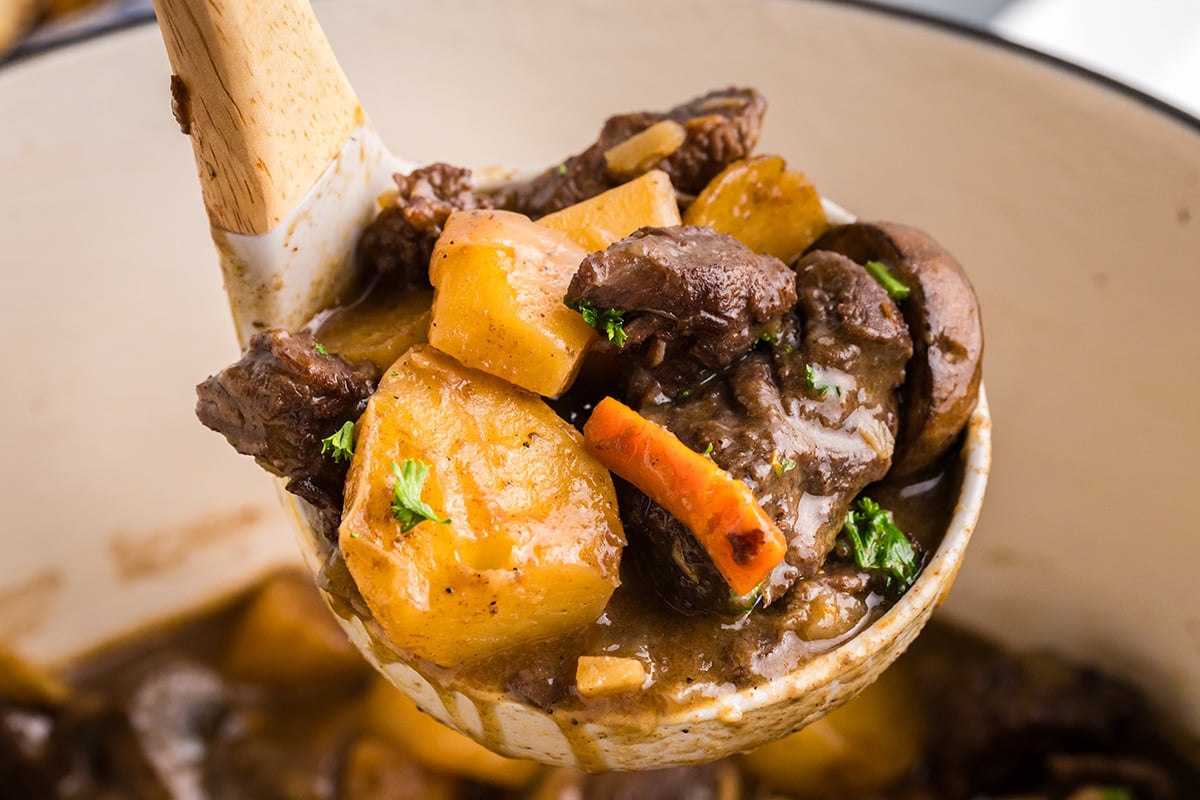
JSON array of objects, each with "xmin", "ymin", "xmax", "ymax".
[
  {"xmin": 195, "ymin": 330, "xmax": 376, "ymax": 535},
  {"xmin": 356, "ymin": 163, "xmax": 492, "ymax": 289},
  {"xmin": 494, "ymin": 88, "xmax": 766, "ymax": 217},
  {"xmin": 566, "ymin": 226, "xmax": 796, "ymax": 373},
  {"xmin": 810, "ymin": 222, "xmax": 983, "ymax": 476},
  {"xmin": 624, "ymin": 251, "xmax": 912, "ymax": 613},
  {"xmin": 656, "ymin": 88, "xmax": 767, "ymax": 195}
]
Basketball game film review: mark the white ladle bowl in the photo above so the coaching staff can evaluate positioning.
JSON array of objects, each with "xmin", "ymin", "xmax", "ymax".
[
  {"xmin": 316, "ymin": 400, "xmax": 988, "ymax": 769},
  {"xmin": 147, "ymin": 0, "xmax": 990, "ymax": 769}
]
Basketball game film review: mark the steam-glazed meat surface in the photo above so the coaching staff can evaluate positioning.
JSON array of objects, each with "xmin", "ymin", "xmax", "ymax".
[
  {"xmin": 619, "ymin": 249, "xmax": 912, "ymax": 612},
  {"xmin": 195, "ymin": 329, "xmax": 376, "ymax": 525},
  {"xmin": 494, "ymin": 88, "xmax": 766, "ymax": 217},
  {"xmin": 357, "ymin": 163, "xmax": 493, "ymax": 290},
  {"xmin": 566, "ymin": 225, "xmax": 797, "ymax": 371}
]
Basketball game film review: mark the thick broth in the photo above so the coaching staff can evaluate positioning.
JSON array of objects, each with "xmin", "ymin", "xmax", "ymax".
[{"xmin": 312, "ymin": 273, "xmax": 962, "ymax": 715}]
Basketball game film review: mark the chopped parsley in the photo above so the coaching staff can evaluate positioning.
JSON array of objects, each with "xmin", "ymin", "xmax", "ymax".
[
  {"xmin": 320, "ymin": 421, "xmax": 356, "ymax": 463},
  {"xmin": 864, "ymin": 260, "xmax": 911, "ymax": 301},
  {"xmin": 702, "ymin": 442, "xmax": 715, "ymax": 456},
  {"xmin": 566, "ymin": 298, "xmax": 628, "ymax": 348},
  {"xmin": 555, "ymin": 163, "xmax": 568, "ymax": 176},
  {"xmin": 314, "ymin": 341, "xmax": 330, "ymax": 355},
  {"xmin": 772, "ymin": 456, "xmax": 797, "ymax": 476},
  {"xmin": 804, "ymin": 364, "xmax": 840, "ymax": 398},
  {"xmin": 390, "ymin": 459, "xmax": 451, "ymax": 532},
  {"xmin": 838, "ymin": 497, "xmax": 918, "ymax": 590},
  {"xmin": 754, "ymin": 330, "xmax": 779, "ymax": 347}
]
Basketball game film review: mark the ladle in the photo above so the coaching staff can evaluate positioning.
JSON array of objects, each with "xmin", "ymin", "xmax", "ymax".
[{"xmin": 150, "ymin": 0, "xmax": 990, "ymax": 770}]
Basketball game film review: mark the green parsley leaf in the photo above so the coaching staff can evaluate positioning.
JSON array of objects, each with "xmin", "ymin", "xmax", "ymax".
[
  {"xmin": 864, "ymin": 260, "xmax": 911, "ymax": 301},
  {"xmin": 555, "ymin": 163, "xmax": 568, "ymax": 176},
  {"xmin": 702, "ymin": 442, "xmax": 715, "ymax": 456},
  {"xmin": 754, "ymin": 331, "xmax": 779, "ymax": 347},
  {"xmin": 804, "ymin": 364, "xmax": 840, "ymax": 398},
  {"xmin": 390, "ymin": 459, "xmax": 451, "ymax": 533},
  {"xmin": 804, "ymin": 364, "xmax": 823, "ymax": 394},
  {"xmin": 319, "ymin": 421, "xmax": 356, "ymax": 463},
  {"xmin": 314, "ymin": 342, "xmax": 330, "ymax": 355},
  {"xmin": 839, "ymin": 497, "xmax": 919, "ymax": 590},
  {"xmin": 773, "ymin": 456, "xmax": 797, "ymax": 476},
  {"xmin": 566, "ymin": 299, "xmax": 628, "ymax": 348}
]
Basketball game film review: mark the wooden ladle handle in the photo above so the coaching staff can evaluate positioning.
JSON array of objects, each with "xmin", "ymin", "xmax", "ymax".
[{"xmin": 151, "ymin": 0, "xmax": 362, "ymax": 235}]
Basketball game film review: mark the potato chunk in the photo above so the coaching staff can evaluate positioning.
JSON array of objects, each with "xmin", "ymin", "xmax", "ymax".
[
  {"xmin": 575, "ymin": 656, "xmax": 648, "ymax": 697},
  {"xmin": 429, "ymin": 209, "xmax": 596, "ymax": 396},
  {"xmin": 739, "ymin": 663, "xmax": 925, "ymax": 797},
  {"xmin": 339, "ymin": 346, "xmax": 625, "ymax": 667},
  {"xmin": 602, "ymin": 120, "xmax": 687, "ymax": 178},
  {"xmin": 315, "ymin": 285, "xmax": 431, "ymax": 372},
  {"xmin": 683, "ymin": 155, "xmax": 829, "ymax": 263},
  {"xmin": 0, "ymin": 646, "xmax": 68, "ymax": 705},
  {"xmin": 223, "ymin": 571, "xmax": 367, "ymax": 689},
  {"xmin": 538, "ymin": 170, "xmax": 682, "ymax": 252}
]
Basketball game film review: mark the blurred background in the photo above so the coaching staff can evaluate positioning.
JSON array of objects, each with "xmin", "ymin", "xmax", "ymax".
[{"xmin": 3, "ymin": 0, "xmax": 1199, "ymax": 117}]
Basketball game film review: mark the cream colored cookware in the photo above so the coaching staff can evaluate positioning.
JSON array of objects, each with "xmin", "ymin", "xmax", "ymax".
[{"xmin": 2, "ymin": 0, "xmax": 1194, "ymax": 770}]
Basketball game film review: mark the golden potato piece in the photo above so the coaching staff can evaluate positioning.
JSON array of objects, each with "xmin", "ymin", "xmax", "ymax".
[
  {"xmin": 538, "ymin": 170, "xmax": 682, "ymax": 253},
  {"xmin": 575, "ymin": 656, "xmax": 648, "ymax": 697},
  {"xmin": 361, "ymin": 677, "xmax": 542, "ymax": 789},
  {"xmin": 603, "ymin": 120, "xmax": 687, "ymax": 178},
  {"xmin": 683, "ymin": 155, "xmax": 829, "ymax": 263},
  {"xmin": 340, "ymin": 346, "xmax": 625, "ymax": 667},
  {"xmin": 315, "ymin": 285, "xmax": 431, "ymax": 372},
  {"xmin": 739, "ymin": 663, "xmax": 926, "ymax": 798},
  {"xmin": 0, "ymin": 0, "xmax": 39, "ymax": 58},
  {"xmin": 223, "ymin": 570, "xmax": 367, "ymax": 689},
  {"xmin": 0, "ymin": 646, "xmax": 69, "ymax": 705},
  {"xmin": 429, "ymin": 209, "xmax": 596, "ymax": 397}
]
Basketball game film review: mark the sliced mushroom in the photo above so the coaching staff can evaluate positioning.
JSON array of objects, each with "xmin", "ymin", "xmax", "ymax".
[{"xmin": 808, "ymin": 222, "xmax": 983, "ymax": 476}]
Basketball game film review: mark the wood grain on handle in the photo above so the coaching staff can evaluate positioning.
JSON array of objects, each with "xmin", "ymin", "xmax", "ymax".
[{"xmin": 152, "ymin": 0, "xmax": 362, "ymax": 235}]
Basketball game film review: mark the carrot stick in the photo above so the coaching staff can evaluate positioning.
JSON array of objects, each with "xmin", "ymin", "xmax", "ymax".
[{"xmin": 583, "ymin": 397, "xmax": 788, "ymax": 596}]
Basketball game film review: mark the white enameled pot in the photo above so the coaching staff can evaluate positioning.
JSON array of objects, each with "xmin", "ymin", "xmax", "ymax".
[{"xmin": 1, "ymin": 0, "xmax": 1196, "ymax": 761}]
